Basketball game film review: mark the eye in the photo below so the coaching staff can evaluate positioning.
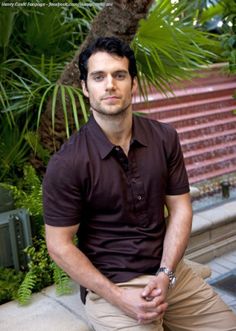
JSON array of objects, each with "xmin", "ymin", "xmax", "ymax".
[
  {"xmin": 114, "ymin": 72, "xmax": 126, "ymax": 80},
  {"xmin": 93, "ymin": 74, "xmax": 104, "ymax": 82}
]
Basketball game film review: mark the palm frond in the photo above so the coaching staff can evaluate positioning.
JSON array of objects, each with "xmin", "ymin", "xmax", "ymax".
[
  {"xmin": 24, "ymin": 131, "xmax": 50, "ymax": 164},
  {"xmin": 36, "ymin": 83, "xmax": 88, "ymax": 136},
  {"xmin": 0, "ymin": 121, "xmax": 30, "ymax": 181},
  {"xmin": 133, "ymin": 0, "xmax": 220, "ymax": 95}
]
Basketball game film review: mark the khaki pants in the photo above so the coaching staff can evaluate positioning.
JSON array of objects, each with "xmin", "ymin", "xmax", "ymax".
[{"xmin": 85, "ymin": 260, "xmax": 236, "ymax": 331}]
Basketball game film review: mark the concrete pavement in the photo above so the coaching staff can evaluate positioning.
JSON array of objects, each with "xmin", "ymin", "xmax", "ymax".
[{"xmin": 0, "ymin": 283, "xmax": 93, "ymax": 331}]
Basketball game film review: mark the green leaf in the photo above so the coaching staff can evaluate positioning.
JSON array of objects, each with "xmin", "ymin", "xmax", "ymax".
[
  {"xmin": 17, "ymin": 271, "xmax": 37, "ymax": 305},
  {"xmin": 60, "ymin": 85, "xmax": 70, "ymax": 138}
]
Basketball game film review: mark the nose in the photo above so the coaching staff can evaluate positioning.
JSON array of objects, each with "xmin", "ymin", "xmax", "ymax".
[{"xmin": 105, "ymin": 75, "xmax": 115, "ymax": 91}]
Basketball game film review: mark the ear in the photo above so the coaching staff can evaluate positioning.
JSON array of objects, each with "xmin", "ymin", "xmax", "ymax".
[
  {"xmin": 131, "ymin": 77, "xmax": 138, "ymax": 95},
  {"xmin": 81, "ymin": 80, "xmax": 89, "ymax": 98}
]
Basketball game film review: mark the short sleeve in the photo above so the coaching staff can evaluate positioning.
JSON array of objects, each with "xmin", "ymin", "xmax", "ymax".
[
  {"xmin": 165, "ymin": 129, "xmax": 190, "ymax": 195},
  {"xmin": 43, "ymin": 153, "xmax": 83, "ymax": 227}
]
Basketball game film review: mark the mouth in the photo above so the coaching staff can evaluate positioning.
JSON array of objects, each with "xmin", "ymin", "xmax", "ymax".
[{"xmin": 102, "ymin": 96, "xmax": 120, "ymax": 101}]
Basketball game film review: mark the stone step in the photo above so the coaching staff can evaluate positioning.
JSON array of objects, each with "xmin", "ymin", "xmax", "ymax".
[
  {"xmin": 169, "ymin": 63, "xmax": 235, "ymax": 88},
  {"xmin": 133, "ymin": 82, "xmax": 236, "ymax": 109},
  {"xmin": 156, "ymin": 106, "xmax": 236, "ymax": 129},
  {"xmin": 181, "ymin": 129, "xmax": 236, "ymax": 153},
  {"xmin": 179, "ymin": 73, "xmax": 236, "ymax": 88},
  {"xmin": 137, "ymin": 95, "xmax": 236, "ymax": 120},
  {"xmin": 134, "ymin": 66, "xmax": 236, "ymax": 187},
  {"xmin": 186, "ymin": 154, "xmax": 236, "ymax": 178},
  {"xmin": 177, "ymin": 118, "xmax": 236, "ymax": 140},
  {"xmin": 184, "ymin": 141, "xmax": 236, "ymax": 165},
  {"xmin": 186, "ymin": 200, "xmax": 236, "ymax": 263},
  {"xmin": 188, "ymin": 164, "xmax": 236, "ymax": 184}
]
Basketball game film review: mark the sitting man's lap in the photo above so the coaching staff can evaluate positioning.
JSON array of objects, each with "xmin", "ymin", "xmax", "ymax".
[{"xmin": 85, "ymin": 261, "xmax": 236, "ymax": 331}]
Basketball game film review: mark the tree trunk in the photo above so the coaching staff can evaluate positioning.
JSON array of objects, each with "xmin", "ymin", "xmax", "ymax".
[{"xmin": 38, "ymin": 0, "xmax": 154, "ymax": 158}]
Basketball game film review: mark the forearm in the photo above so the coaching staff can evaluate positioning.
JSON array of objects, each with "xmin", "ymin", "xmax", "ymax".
[
  {"xmin": 48, "ymin": 232, "xmax": 168, "ymax": 323},
  {"xmin": 49, "ymin": 242, "xmax": 121, "ymax": 304},
  {"xmin": 161, "ymin": 193, "xmax": 192, "ymax": 271}
]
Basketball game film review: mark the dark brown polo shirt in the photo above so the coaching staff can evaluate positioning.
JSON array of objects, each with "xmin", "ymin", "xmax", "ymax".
[{"xmin": 43, "ymin": 114, "xmax": 189, "ymax": 283}]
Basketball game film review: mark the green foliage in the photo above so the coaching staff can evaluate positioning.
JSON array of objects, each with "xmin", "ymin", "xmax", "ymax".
[
  {"xmin": 35, "ymin": 83, "xmax": 88, "ymax": 138},
  {"xmin": 17, "ymin": 237, "xmax": 73, "ymax": 305},
  {"xmin": 17, "ymin": 237, "xmax": 52, "ymax": 305},
  {"xmin": 53, "ymin": 263, "xmax": 74, "ymax": 296},
  {"xmin": 0, "ymin": 164, "xmax": 73, "ymax": 305},
  {"xmin": 133, "ymin": 0, "xmax": 220, "ymax": 95},
  {"xmin": 220, "ymin": 0, "xmax": 236, "ymax": 73},
  {"xmin": 0, "ymin": 121, "xmax": 30, "ymax": 182},
  {"xmin": 1, "ymin": 165, "xmax": 43, "ymax": 234},
  {"xmin": 184, "ymin": 0, "xmax": 236, "ymax": 73},
  {"xmin": 221, "ymin": 33, "xmax": 236, "ymax": 73},
  {"xmin": 0, "ymin": 267, "xmax": 24, "ymax": 304},
  {"xmin": 16, "ymin": 271, "xmax": 37, "ymax": 306},
  {"xmin": 0, "ymin": 3, "xmax": 97, "ymax": 123},
  {"xmin": 24, "ymin": 131, "xmax": 50, "ymax": 165}
]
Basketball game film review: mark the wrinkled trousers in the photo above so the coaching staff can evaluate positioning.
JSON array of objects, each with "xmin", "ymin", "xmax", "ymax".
[{"xmin": 85, "ymin": 260, "xmax": 236, "ymax": 331}]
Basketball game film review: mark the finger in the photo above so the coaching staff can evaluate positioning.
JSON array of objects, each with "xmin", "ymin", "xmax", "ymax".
[
  {"xmin": 156, "ymin": 302, "xmax": 168, "ymax": 315},
  {"xmin": 150, "ymin": 294, "xmax": 167, "ymax": 306},
  {"xmin": 138, "ymin": 298, "xmax": 159, "ymax": 310},
  {"xmin": 138, "ymin": 297, "xmax": 167, "ymax": 312},
  {"xmin": 137, "ymin": 311, "xmax": 159, "ymax": 324},
  {"xmin": 137, "ymin": 303, "xmax": 168, "ymax": 324},
  {"xmin": 143, "ymin": 289, "xmax": 162, "ymax": 302},
  {"xmin": 141, "ymin": 281, "xmax": 159, "ymax": 298},
  {"xmin": 149, "ymin": 288, "xmax": 162, "ymax": 297}
]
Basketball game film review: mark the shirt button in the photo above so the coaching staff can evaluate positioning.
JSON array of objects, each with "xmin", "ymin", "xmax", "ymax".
[
  {"xmin": 137, "ymin": 195, "xmax": 142, "ymax": 200},
  {"xmin": 115, "ymin": 147, "xmax": 120, "ymax": 151}
]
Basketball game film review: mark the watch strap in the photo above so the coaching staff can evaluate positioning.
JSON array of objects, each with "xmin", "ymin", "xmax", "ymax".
[{"xmin": 156, "ymin": 267, "xmax": 176, "ymax": 288}]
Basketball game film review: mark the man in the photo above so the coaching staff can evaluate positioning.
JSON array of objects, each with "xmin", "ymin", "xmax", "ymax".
[{"xmin": 43, "ymin": 37, "xmax": 236, "ymax": 330}]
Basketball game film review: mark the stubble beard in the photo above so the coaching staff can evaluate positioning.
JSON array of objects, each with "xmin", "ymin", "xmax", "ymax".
[{"xmin": 90, "ymin": 100, "xmax": 132, "ymax": 119}]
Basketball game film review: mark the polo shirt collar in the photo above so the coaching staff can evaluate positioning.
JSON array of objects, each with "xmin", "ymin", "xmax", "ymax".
[
  {"xmin": 87, "ymin": 115, "xmax": 114, "ymax": 159},
  {"xmin": 131, "ymin": 115, "xmax": 148, "ymax": 148},
  {"xmin": 87, "ymin": 114, "xmax": 148, "ymax": 160}
]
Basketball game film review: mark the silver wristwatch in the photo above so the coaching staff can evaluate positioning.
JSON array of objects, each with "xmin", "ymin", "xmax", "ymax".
[{"xmin": 156, "ymin": 267, "xmax": 176, "ymax": 288}]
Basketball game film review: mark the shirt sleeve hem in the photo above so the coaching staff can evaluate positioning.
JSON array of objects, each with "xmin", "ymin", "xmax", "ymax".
[
  {"xmin": 44, "ymin": 218, "xmax": 79, "ymax": 227},
  {"xmin": 165, "ymin": 185, "xmax": 190, "ymax": 196}
]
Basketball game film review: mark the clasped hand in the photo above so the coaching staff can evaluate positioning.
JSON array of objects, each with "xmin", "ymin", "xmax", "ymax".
[{"xmin": 118, "ymin": 275, "xmax": 169, "ymax": 324}]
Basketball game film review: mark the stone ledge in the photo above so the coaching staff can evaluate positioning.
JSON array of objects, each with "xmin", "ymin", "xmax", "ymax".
[
  {"xmin": 192, "ymin": 200, "xmax": 236, "ymax": 235},
  {"xmin": 187, "ymin": 200, "xmax": 236, "ymax": 263},
  {"xmin": 0, "ymin": 285, "xmax": 92, "ymax": 331},
  {"xmin": 186, "ymin": 235, "xmax": 236, "ymax": 263}
]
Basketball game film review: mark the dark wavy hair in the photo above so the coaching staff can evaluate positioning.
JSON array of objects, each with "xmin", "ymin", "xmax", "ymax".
[{"xmin": 78, "ymin": 37, "xmax": 137, "ymax": 83}]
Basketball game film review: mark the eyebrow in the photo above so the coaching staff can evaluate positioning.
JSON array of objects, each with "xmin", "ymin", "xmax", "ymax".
[
  {"xmin": 90, "ymin": 70, "xmax": 128, "ymax": 76},
  {"xmin": 90, "ymin": 71, "xmax": 104, "ymax": 76}
]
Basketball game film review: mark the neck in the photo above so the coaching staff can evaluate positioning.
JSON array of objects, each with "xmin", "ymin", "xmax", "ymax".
[{"xmin": 92, "ymin": 111, "xmax": 133, "ymax": 155}]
